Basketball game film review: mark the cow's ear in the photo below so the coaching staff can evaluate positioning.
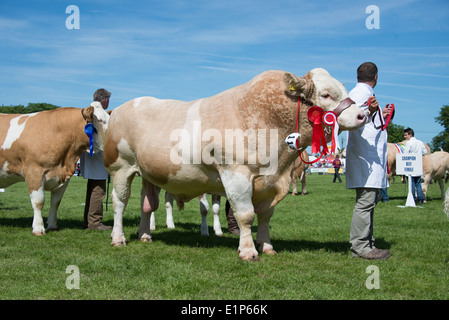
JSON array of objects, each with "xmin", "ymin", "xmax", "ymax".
[
  {"xmin": 284, "ymin": 72, "xmax": 314, "ymax": 99},
  {"xmin": 83, "ymin": 106, "xmax": 95, "ymax": 123}
]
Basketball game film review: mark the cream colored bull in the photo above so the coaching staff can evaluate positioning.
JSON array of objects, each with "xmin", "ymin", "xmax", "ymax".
[
  {"xmin": 422, "ymin": 151, "xmax": 449, "ymax": 202},
  {"xmin": 103, "ymin": 68, "xmax": 366, "ymax": 261},
  {"xmin": 444, "ymin": 188, "xmax": 449, "ymax": 217},
  {"xmin": 290, "ymin": 150, "xmax": 309, "ymax": 196}
]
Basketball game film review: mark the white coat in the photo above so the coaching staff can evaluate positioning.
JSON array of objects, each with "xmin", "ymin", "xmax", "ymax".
[
  {"xmin": 404, "ymin": 137, "xmax": 428, "ymax": 155},
  {"xmin": 345, "ymin": 83, "xmax": 388, "ymax": 189},
  {"xmin": 80, "ymin": 151, "xmax": 109, "ymax": 180}
]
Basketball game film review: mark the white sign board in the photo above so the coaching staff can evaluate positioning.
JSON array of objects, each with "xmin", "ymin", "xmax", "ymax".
[{"xmin": 396, "ymin": 153, "xmax": 423, "ymax": 176}]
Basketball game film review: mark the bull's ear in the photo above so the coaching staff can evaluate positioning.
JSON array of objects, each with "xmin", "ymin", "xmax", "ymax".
[
  {"xmin": 284, "ymin": 72, "xmax": 314, "ymax": 99},
  {"xmin": 83, "ymin": 106, "xmax": 94, "ymax": 123}
]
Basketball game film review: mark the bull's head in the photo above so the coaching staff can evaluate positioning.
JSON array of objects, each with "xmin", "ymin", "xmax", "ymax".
[
  {"xmin": 82, "ymin": 101, "xmax": 110, "ymax": 152},
  {"xmin": 284, "ymin": 68, "xmax": 366, "ymax": 131}
]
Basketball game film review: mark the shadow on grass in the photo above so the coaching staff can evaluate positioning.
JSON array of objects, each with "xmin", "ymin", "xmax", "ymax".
[
  {"xmin": 0, "ymin": 218, "xmax": 392, "ymax": 255},
  {"xmin": 126, "ymin": 222, "xmax": 372, "ymax": 254}
]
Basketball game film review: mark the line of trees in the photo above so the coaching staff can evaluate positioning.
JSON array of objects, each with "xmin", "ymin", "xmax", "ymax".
[
  {"xmin": 430, "ymin": 105, "xmax": 449, "ymax": 152},
  {"xmin": 0, "ymin": 103, "xmax": 59, "ymax": 114}
]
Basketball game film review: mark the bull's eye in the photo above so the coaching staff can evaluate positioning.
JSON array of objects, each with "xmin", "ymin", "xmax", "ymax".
[{"xmin": 321, "ymin": 94, "xmax": 330, "ymax": 99}]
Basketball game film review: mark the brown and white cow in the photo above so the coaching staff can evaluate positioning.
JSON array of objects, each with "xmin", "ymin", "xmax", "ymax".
[
  {"xmin": 103, "ymin": 68, "xmax": 366, "ymax": 261},
  {"xmin": 0, "ymin": 102, "xmax": 109, "ymax": 235},
  {"xmin": 422, "ymin": 151, "xmax": 449, "ymax": 202}
]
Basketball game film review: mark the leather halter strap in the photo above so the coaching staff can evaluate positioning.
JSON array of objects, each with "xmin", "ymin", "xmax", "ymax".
[{"xmin": 332, "ymin": 97, "xmax": 355, "ymax": 117}]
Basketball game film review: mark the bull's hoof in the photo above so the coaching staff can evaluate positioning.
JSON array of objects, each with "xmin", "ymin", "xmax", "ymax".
[
  {"xmin": 139, "ymin": 233, "xmax": 153, "ymax": 243},
  {"xmin": 47, "ymin": 226, "xmax": 60, "ymax": 232},
  {"xmin": 32, "ymin": 230, "xmax": 46, "ymax": 236},
  {"xmin": 238, "ymin": 249, "xmax": 259, "ymax": 262},
  {"xmin": 257, "ymin": 242, "xmax": 276, "ymax": 255},
  {"xmin": 111, "ymin": 240, "xmax": 126, "ymax": 247},
  {"xmin": 263, "ymin": 249, "xmax": 277, "ymax": 255}
]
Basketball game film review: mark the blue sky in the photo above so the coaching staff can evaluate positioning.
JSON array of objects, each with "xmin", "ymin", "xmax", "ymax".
[{"xmin": 1, "ymin": 0, "xmax": 449, "ymax": 145}]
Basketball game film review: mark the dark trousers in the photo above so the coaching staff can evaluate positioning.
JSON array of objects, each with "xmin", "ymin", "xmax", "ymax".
[
  {"xmin": 83, "ymin": 179, "xmax": 106, "ymax": 228},
  {"xmin": 333, "ymin": 168, "xmax": 342, "ymax": 182}
]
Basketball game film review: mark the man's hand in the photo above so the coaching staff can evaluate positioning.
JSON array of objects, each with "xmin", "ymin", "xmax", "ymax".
[
  {"xmin": 382, "ymin": 104, "xmax": 393, "ymax": 119},
  {"xmin": 367, "ymin": 96, "xmax": 379, "ymax": 114}
]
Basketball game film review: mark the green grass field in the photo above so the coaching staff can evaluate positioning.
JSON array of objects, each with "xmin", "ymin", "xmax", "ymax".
[{"xmin": 0, "ymin": 173, "xmax": 448, "ymax": 300}]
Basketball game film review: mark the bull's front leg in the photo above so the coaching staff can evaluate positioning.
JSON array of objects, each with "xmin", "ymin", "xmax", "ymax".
[
  {"xmin": 256, "ymin": 207, "xmax": 276, "ymax": 255},
  {"xmin": 47, "ymin": 180, "xmax": 70, "ymax": 232},
  {"xmin": 220, "ymin": 168, "xmax": 258, "ymax": 261}
]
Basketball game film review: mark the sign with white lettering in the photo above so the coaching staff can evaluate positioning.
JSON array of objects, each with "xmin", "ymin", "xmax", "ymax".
[{"xmin": 396, "ymin": 153, "xmax": 423, "ymax": 176}]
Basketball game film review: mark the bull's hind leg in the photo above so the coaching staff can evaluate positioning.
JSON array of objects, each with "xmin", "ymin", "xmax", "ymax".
[
  {"xmin": 199, "ymin": 194, "xmax": 223, "ymax": 236},
  {"xmin": 256, "ymin": 207, "xmax": 276, "ymax": 255},
  {"xmin": 220, "ymin": 168, "xmax": 258, "ymax": 261},
  {"xmin": 438, "ymin": 179, "xmax": 445, "ymax": 199},
  {"xmin": 199, "ymin": 194, "xmax": 210, "ymax": 236},
  {"xmin": 47, "ymin": 180, "xmax": 70, "ymax": 232},
  {"xmin": 164, "ymin": 191, "xmax": 175, "ymax": 229},
  {"xmin": 137, "ymin": 178, "xmax": 160, "ymax": 242},
  {"xmin": 211, "ymin": 195, "xmax": 223, "ymax": 236},
  {"xmin": 110, "ymin": 170, "xmax": 135, "ymax": 247}
]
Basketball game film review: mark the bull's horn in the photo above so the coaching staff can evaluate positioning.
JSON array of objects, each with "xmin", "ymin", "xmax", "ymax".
[{"xmin": 284, "ymin": 73, "xmax": 314, "ymax": 99}]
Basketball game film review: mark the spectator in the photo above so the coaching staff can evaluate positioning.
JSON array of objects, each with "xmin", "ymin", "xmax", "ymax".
[
  {"xmin": 403, "ymin": 127, "xmax": 428, "ymax": 205},
  {"xmin": 332, "ymin": 155, "xmax": 342, "ymax": 183}
]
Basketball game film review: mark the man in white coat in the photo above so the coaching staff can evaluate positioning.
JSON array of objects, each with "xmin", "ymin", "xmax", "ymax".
[
  {"xmin": 346, "ymin": 62, "xmax": 393, "ymax": 260},
  {"xmin": 80, "ymin": 89, "xmax": 112, "ymax": 230}
]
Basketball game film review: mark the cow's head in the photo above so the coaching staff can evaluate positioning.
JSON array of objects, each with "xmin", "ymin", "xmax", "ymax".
[
  {"xmin": 82, "ymin": 101, "xmax": 110, "ymax": 152},
  {"xmin": 284, "ymin": 68, "xmax": 366, "ymax": 131}
]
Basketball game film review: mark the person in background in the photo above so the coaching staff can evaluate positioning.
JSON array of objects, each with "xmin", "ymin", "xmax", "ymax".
[
  {"xmin": 345, "ymin": 62, "xmax": 393, "ymax": 260},
  {"xmin": 332, "ymin": 155, "xmax": 342, "ymax": 183},
  {"xmin": 403, "ymin": 127, "xmax": 428, "ymax": 205},
  {"xmin": 80, "ymin": 89, "xmax": 112, "ymax": 230}
]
